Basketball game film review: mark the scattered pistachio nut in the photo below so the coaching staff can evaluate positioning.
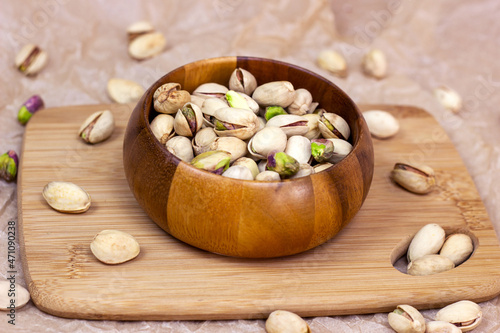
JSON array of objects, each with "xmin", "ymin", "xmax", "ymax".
[
  {"xmin": 425, "ymin": 321, "xmax": 462, "ymax": 333},
  {"xmin": 90, "ymin": 230, "xmax": 140, "ymax": 264},
  {"xmin": 127, "ymin": 20, "xmax": 155, "ymax": 42},
  {"xmin": 391, "ymin": 163, "xmax": 436, "ymax": 194},
  {"xmin": 265, "ymin": 310, "xmax": 310, "ymax": 333},
  {"xmin": 0, "ymin": 150, "xmax": 19, "ymax": 182},
  {"xmin": 107, "ymin": 78, "xmax": 145, "ymax": 104},
  {"xmin": 42, "ymin": 181, "xmax": 91, "ymax": 213},
  {"xmin": 15, "ymin": 43, "xmax": 48, "ymax": 75},
  {"xmin": 229, "ymin": 68, "xmax": 258, "ymax": 95},
  {"xmin": 407, "ymin": 223, "xmax": 446, "ymax": 262},
  {"xmin": 387, "ymin": 304, "xmax": 426, "ymax": 333},
  {"xmin": 363, "ymin": 110, "xmax": 399, "ymax": 139},
  {"xmin": 128, "ymin": 31, "xmax": 166, "ymax": 60},
  {"xmin": 79, "ymin": 110, "xmax": 115, "ymax": 144},
  {"xmin": 434, "ymin": 86, "xmax": 462, "ymax": 113},
  {"xmin": 0, "ymin": 280, "xmax": 30, "ymax": 310},
  {"xmin": 362, "ymin": 48, "xmax": 387, "ymax": 79},
  {"xmin": 435, "ymin": 300, "xmax": 482, "ymax": 332},
  {"xmin": 407, "ymin": 254, "xmax": 455, "ymax": 276},
  {"xmin": 153, "ymin": 83, "xmax": 191, "ymax": 114},
  {"xmin": 439, "ymin": 233, "xmax": 474, "ymax": 266},
  {"xmin": 18, "ymin": 95, "xmax": 44, "ymax": 125},
  {"xmin": 317, "ymin": 50, "xmax": 347, "ymax": 78}
]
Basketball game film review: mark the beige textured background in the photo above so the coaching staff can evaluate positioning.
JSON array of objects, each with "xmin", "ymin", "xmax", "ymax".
[{"xmin": 1, "ymin": 0, "xmax": 500, "ymax": 331}]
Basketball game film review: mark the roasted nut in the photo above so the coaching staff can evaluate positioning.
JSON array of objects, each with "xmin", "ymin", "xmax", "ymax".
[
  {"xmin": 153, "ymin": 83, "xmax": 191, "ymax": 114},
  {"xmin": 229, "ymin": 68, "xmax": 258, "ymax": 95},
  {"xmin": 388, "ymin": 304, "xmax": 426, "ymax": 333},
  {"xmin": 173, "ymin": 102, "xmax": 203, "ymax": 137},
  {"xmin": 15, "ymin": 44, "xmax": 48, "ymax": 75},
  {"xmin": 128, "ymin": 32, "xmax": 166, "ymax": 60},
  {"xmin": 127, "ymin": 20, "xmax": 155, "ymax": 42},
  {"xmin": 285, "ymin": 135, "xmax": 311, "ymax": 165},
  {"xmin": 317, "ymin": 50, "xmax": 347, "ymax": 78},
  {"xmin": 190, "ymin": 150, "xmax": 231, "ymax": 174},
  {"xmin": 192, "ymin": 127, "xmax": 218, "ymax": 155},
  {"xmin": 209, "ymin": 137, "xmax": 248, "ymax": 163},
  {"xmin": 0, "ymin": 150, "xmax": 19, "ymax": 182},
  {"xmin": 193, "ymin": 83, "xmax": 228, "ymax": 99},
  {"xmin": 266, "ymin": 151, "xmax": 300, "ymax": 178},
  {"xmin": 425, "ymin": 321, "xmax": 462, "ymax": 333},
  {"xmin": 266, "ymin": 114, "xmax": 309, "ymax": 137},
  {"xmin": 213, "ymin": 107, "xmax": 259, "ymax": 140},
  {"xmin": 363, "ymin": 110, "xmax": 399, "ymax": 139},
  {"xmin": 150, "ymin": 114, "xmax": 175, "ymax": 145},
  {"xmin": 391, "ymin": 163, "xmax": 436, "ymax": 194},
  {"xmin": 407, "ymin": 254, "xmax": 455, "ymax": 276},
  {"xmin": 256, "ymin": 170, "xmax": 281, "ymax": 181},
  {"xmin": 434, "ymin": 86, "xmax": 462, "ymax": 113},
  {"xmin": 265, "ymin": 310, "xmax": 310, "ymax": 333},
  {"xmin": 18, "ymin": 95, "xmax": 44, "ymax": 125},
  {"xmin": 107, "ymin": 78, "xmax": 145, "ymax": 104},
  {"xmin": 287, "ymin": 88, "xmax": 313, "ymax": 115},
  {"xmin": 318, "ymin": 112, "xmax": 350, "ymax": 140},
  {"xmin": 79, "ymin": 110, "xmax": 115, "ymax": 144},
  {"xmin": 232, "ymin": 157, "xmax": 259, "ymax": 179},
  {"xmin": 362, "ymin": 48, "xmax": 387, "ymax": 79},
  {"xmin": 0, "ymin": 280, "xmax": 30, "ymax": 310},
  {"xmin": 407, "ymin": 223, "xmax": 446, "ymax": 262},
  {"xmin": 435, "ymin": 301, "xmax": 482, "ymax": 332},
  {"xmin": 222, "ymin": 165, "xmax": 254, "ymax": 180},
  {"xmin": 252, "ymin": 81, "xmax": 296, "ymax": 108},
  {"xmin": 439, "ymin": 234, "xmax": 474, "ymax": 266},
  {"xmin": 42, "ymin": 181, "xmax": 91, "ymax": 213},
  {"xmin": 90, "ymin": 230, "xmax": 140, "ymax": 264},
  {"xmin": 248, "ymin": 127, "xmax": 288, "ymax": 160},
  {"xmin": 166, "ymin": 136, "xmax": 194, "ymax": 162}
]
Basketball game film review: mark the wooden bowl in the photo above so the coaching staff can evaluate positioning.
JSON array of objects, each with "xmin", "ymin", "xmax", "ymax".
[{"xmin": 123, "ymin": 56, "xmax": 374, "ymax": 258}]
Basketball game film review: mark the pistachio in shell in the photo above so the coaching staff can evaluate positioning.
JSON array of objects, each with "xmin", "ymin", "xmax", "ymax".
[
  {"xmin": 318, "ymin": 112, "xmax": 350, "ymax": 140},
  {"xmin": 90, "ymin": 230, "xmax": 140, "ymax": 264},
  {"xmin": 173, "ymin": 102, "xmax": 203, "ymax": 137},
  {"xmin": 265, "ymin": 310, "xmax": 310, "ymax": 333},
  {"xmin": 209, "ymin": 136, "xmax": 248, "ymax": 163},
  {"xmin": 252, "ymin": 81, "xmax": 295, "ymax": 108},
  {"xmin": 128, "ymin": 32, "xmax": 166, "ymax": 60},
  {"xmin": 193, "ymin": 82, "xmax": 228, "ymax": 99},
  {"xmin": 435, "ymin": 300, "xmax": 482, "ymax": 332},
  {"xmin": 166, "ymin": 136, "xmax": 194, "ymax": 162},
  {"xmin": 255, "ymin": 170, "xmax": 281, "ymax": 181},
  {"xmin": 192, "ymin": 127, "xmax": 217, "ymax": 155},
  {"xmin": 425, "ymin": 321, "xmax": 462, "ymax": 333},
  {"xmin": 42, "ymin": 181, "xmax": 91, "ymax": 213},
  {"xmin": 407, "ymin": 254, "xmax": 455, "ymax": 276},
  {"xmin": 213, "ymin": 107, "xmax": 259, "ymax": 140},
  {"xmin": 287, "ymin": 88, "xmax": 313, "ymax": 116},
  {"xmin": 79, "ymin": 110, "xmax": 115, "ymax": 144},
  {"xmin": 302, "ymin": 113, "xmax": 321, "ymax": 140},
  {"xmin": 15, "ymin": 43, "xmax": 48, "ymax": 75},
  {"xmin": 363, "ymin": 110, "xmax": 399, "ymax": 139},
  {"xmin": 190, "ymin": 150, "xmax": 231, "ymax": 175},
  {"xmin": 248, "ymin": 126, "xmax": 287, "ymax": 160},
  {"xmin": 317, "ymin": 50, "xmax": 347, "ymax": 78},
  {"xmin": 107, "ymin": 78, "xmax": 144, "ymax": 104},
  {"xmin": 265, "ymin": 114, "xmax": 309, "ymax": 137},
  {"xmin": 229, "ymin": 68, "xmax": 257, "ymax": 95},
  {"xmin": 439, "ymin": 234, "xmax": 474, "ymax": 266},
  {"xmin": 407, "ymin": 223, "xmax": 446, "ymax": 262},
  {"xmin": 391, "ymin": 163, "xmax": 436, "ymax": 194},
  {"xmin": 285, "ymin": 135, "xmax": 311, "ymax": 165},
  {"xmin": 387, "ymin": 304, "xmax": 426, "ymax": 333},
  {"xmin": 153, "ymin": 83, "xmax": 191, "ymax": 114},
  {"xmin": 232, "ymin": 157, "xmax": 259, "ymax": 179},
  {"xmin": 362, "ymin": 48, "xmax": 387, "ymax": 79},
  {"xmin": 222, "ymin": 165, "xmax": 254, "ymax": 180},
  {"xmin": 150, "ymin": 114, "xmax": 175, "ymax": 145}
]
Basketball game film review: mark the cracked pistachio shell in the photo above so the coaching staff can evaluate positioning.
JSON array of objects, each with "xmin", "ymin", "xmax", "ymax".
[
  {"xmin": 15, "ymin": 43, "xmax": 48, "ymax": 75},
  {"xmin": 226, "ymin": 91, "xmax": 260, "ymax": 114},
  {"xmin": 318, "ymin": 112, "xmax": 350, "ymax": 140},
  {"xmin": 388, "ymin": 304, "xmax": 426, "ymax": 333},
  {"xmin": 213, "ymin": 107, "xmax": 259, "ymax": 140},
  {"xmin": 229, "ymin": 68, "xmax": 257, "ymax": 95},
  {"xmin": 79, "ymin": 110, "xmax": 115, "ymax": 144},
  {"xmin": 153, "ymin": 83, "xmax": 191, "ymax": 114},
  {"xmin": 107, "ymin": 78, "xmax": 144, "ymax": 104},
  {"xmin": 252, "ymin": 81, "xmax": 296, "ymax": 108},
  {"xmin": 362, "ymin": 48, "xmax": 387, "ymax": 79},
  {"xmin": 255, "ymin": 170, "xmax": 281, "ymax": 181},
  {"xmin": 407, "ymin": 254, "xmax": 455, "ymax": 276},
  {"xmin": 42, "ymin": 181, "xmax": 91, "ymax": 213},
  {"xmin": 407, "ymin": 223, "xmax": 446, "ymax": 262},
  {"xmin": 311, "ymin": 139, "xmax": 334, "ymax": 163},
  {"xmin": 192, "ymin": 127, "xmax": 217, "ymax": 155},
  {"xmin": 302, "ymin": 113, "xmax": 321, "ymax": 140},
  {"xmin": 434, "ymin": 86, "xmax": 462, "ymax": 113},
  {"xmin": 232, "ymin": 157, "xmax": 259, "ymax": 179},
  {"xmin": 391, "ymin": 163, "xmax": 436, "ymax": 194},
  {"xmin": 326, "ymin": 138, "xmax": 353, "ymax": 163},
  {"xmin": 201, "ymin": 97, "xmax": 228, "ymax": 118},
  {"xmin": 150, "ymin": 114, "xmax": 175, "ymax": 145},
  {"xmin": 166, "ymin": 136, "xmax": 194, "ymax": 162},
  {"xmin": 266, "ymin": 114, "xmax": 309, "ymax": 137},
  {"xmin": 128, "ymin": 32, "xmax": 166, "ymax": 60},
  {"xmin": 222, "ymin": 165, "xmax": 254, "ymax": 180},
  {"xmin": 193, "ymin": 83, "xmax": 228, "ymax": 99},
  {"xmin": 0, "ymin": 280, "xmax": 30, "ymax": 310},
  {"xmin": 173, "ymin": 102, "xmax": 203, "ymax": 137},
  {"xmin": 439, "ymin": 234, "xmax": 474, "ymax": 266},
  {"xmin": 317, "ymin": 50, "xmax": 347, "ymax": 78},
  {"xmin": 313, "ymin": 162, "xmax": 333, "ymax": 173},
  {"xmin": 290, "ymin": 163, "xmax": 315, "ymax": 179},
  {"xmin": 435, "ymin": 301, "xmax": 482, "ymax": 332},
  {"xmin": 248, "ymin": 127, "xmax": 287, "ymax": 159},
  {"xmin": 209, "ymin": 137, "xmax": 247, "ymax": 163},
  {"xmin": 265, "ymin": 310, "xmax": 310, "ymax": 333},
  {"xmin": 285, "ymin": 135, "xmax": 311, "ymax": 165},
  {"xmin": 425, "ymin": 321, "xmax": 462, "ymax": 333},
  {"xmin": 90, "ymin": 230, "xmax": 140, "ymax": 264},
  {"xmin": 190, "ymin": 150, "xmax": 231, "ymax": 174},
  {"xmin": 287, "ymin": 88, "xmax": 313, "ymax": 116},
  {"xmin": 127, "ymin": 20, "xmax": 155, "ymax": 42},
  {"xmin": 363, "ymin": 110, "xmax": 399, "ymax": 139}
]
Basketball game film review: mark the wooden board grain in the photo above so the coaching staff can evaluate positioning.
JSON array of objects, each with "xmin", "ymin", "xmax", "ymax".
[{"xmin": 18, "ymin": 103, "xmax": 500, "ymax": 320}]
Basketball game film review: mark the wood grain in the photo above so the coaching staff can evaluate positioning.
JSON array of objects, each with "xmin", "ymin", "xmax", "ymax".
[{"xmin": 19, "ymin": 103, "xmax": 500, "ymax": 320}]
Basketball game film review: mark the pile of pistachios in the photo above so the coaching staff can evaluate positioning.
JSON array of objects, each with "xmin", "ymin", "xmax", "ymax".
[{"xmin": 150, "ymin": 68, "xmax": 354, "ymax": 181}]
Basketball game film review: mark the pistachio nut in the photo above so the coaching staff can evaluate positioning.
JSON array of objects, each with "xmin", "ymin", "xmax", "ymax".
[
  {"xmin": 173, "ymin": 102, "xmax": 203, "ymax": 137},
  {"xmin": 407, "ymin": 223, "xmax": 446, "ymax": 262},
  {"xmin": 201, "ymin": 97, "xmax": 229, "ymax": 126},
  {"xmin": 18, "ymin": 95, "xmax": 44, "ymax": 125},
  {"xmin": 318, "ymin": 112, "xmax": 350, "ymax": 140},
  {"xmin": 317, "ymin": 50, "xmax": 347, "ymax": 78},
  {"xmin": 439, "ymin": 234, "xmax": 474, "ymax": 266},
  {"xmin": 425, "ymin": 321, "xmax": 462, "ymax": 333},
  {"xmin": 407, "ymin": 254, "xmax": 455, "ymax": 276},
  {"xmin": 326, "ymin": 138, "xmax": 353, "ymax": 163},
  {"xmin": 255, "ymin": 170, "xmax": 281, "ymax": 181},
  {"xmin": 42, "ymin": 181, "xmax": 91, "ymax": 213},
  {"xmin": 190, "ymin": 150, "xmax": 231, "ymax": 174},
  {"xmin": 0, "ymin": 150, "xmax": 19, "ymax": 182},
  {"xmin": 313, "ymin": 162, "xmax": 333, "ymax": 173},
  {"xmin": 290, "ymin": 163, "xmax": 315, "ymax": 179},
  {"xmin": 435, "ymin": 300, "xmax": 482, "ymax": 332},
  {"xmin": 189, "ymin": 94, "xmax": 205, "ymax": 108},
  {"xmin": 127, "ymin": 20, "xmax": 155, "ymax": 42},
  {"xmin": 264, "ymin": 106, "xmax": 288, "ymax": 121},
  {"xmin": 362, "ymin": 48, "xmax": 387, "ymax": 79},
  {"xmin": 311, "ymin": 139, "xmax": 334, "ymax": 163},
  {"xmin": 209, "ymin": 137, "xmax": 248, "ymax": 162},
  {"xmin": 192, "ymin": 127, "xmax": 217, "ymax": 155},
  {"xmin": 107, "ymin": 78, "xmax": 144, "ymax": 104},
  {"xmin": 213, "ymin": 107, "xmax": 259, "ymax": 140},
  {"xmin": 391, "ymin": 163, "xmax": 436, "ymax": 194},
  {"xmin": 434, "ymin": 86, "xmax": 462, "ymax": 113},
  {"xmin": 0, "ymin": 280, "xmax": 30, "ymax": 310},
  {"xmin": 222, "ymin": 165, "xmax": 254, "ymax": 180},
  {"xmin": 79, "ymin": 110, "xmax": 115, "ymax": 144},
  {"xmin": 363, "ymin": 110, "xmax": 400, "ymax": 139},
  {"xmin": 265, "ymin": 310, "xmax": 310, "ymax": 333},
  {"xmin": 232, "ymin": 157, "xmax": 259, "ymax": 179},
  {"xmin": 15, "ymin": 43, "xmax": 48, "ymax": 75},
  {"xmin": 387, "ymin": 304, "xmax": 426, "ymax": 333},
  {"xmin": 90, "ymin": 230, "xmax": 140, "ymax": 264},
  {"xmin": 153, "ymin": 83, "xmax": 191, "ymax": 114},
  {"xmin": 166, "ymin": 136, "xmax": 194, "ymax": 162},
  {"xmin": 266, "ymin": 114, "xmax": 309, "ymax": 137},
  {"xmin": 226, "ymin": 90, "xmax": 259, "ymax": 114},
  {"xmin": 128, "ymin": 31, "xmax": 166, "ymax": 60},
  {"xmin": 150, "ymin": 114, "xmax": 175, "ymax": 145},
  {"xmin": 266, "ymin": 151, "xmax": 300, "ymax": 178},
  {"xmin": 193, "ymin": 82, "xmax": 228, "ymax": 99},
  {"xmin": 248, "ymin": 127, "xmax": 287, "ymax": 159},
  {"xmin": 252, "ymin": 81, "xmax": 296, "ymax": 108},
  {"xmin": 285, "ymin": 135, "xmax": 311, "ymax": 164},
  {"xmin": 287, "ymin": 88, "xmax": 313, "ymax": 115},
  {"xmin": 228, "ymin": 68, "xmax": 257, "ymax": 95},
  {"xmin": 302, "ymin": 113, "xmax": 321, "ymax": 140}
]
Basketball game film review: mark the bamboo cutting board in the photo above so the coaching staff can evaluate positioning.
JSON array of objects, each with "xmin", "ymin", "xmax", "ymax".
[{"xmin": 18, "ymin": 103, "xmax": 500, "ymax": 320}]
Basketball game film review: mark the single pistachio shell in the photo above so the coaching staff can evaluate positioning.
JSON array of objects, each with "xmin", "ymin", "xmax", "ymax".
[
  {"xmin": 173, "ymin": 102, "xmax": 203, "ymax": 137},
  {"xmin": 192, "ymin": 127, "xmax": 217, "ymax": 155},
  {"xmin": 302, "ymin": 113, "xmax": 321, "ymax": 140},
  {"xmin": 434, "ymin": 86, "xmax": 462, "ymax": 113},
  {"xmin": 209, "ymin": 137, "xmax": 248, "ymax": 163},
  {"xmin": 232, "ymin": 157, "xmax": 259, "ymax": 179},
  {"xmin": 128, "ymin": 31, "xmax": 166, "ymax": 60},
  {"xmin": 388, "ymin": 304, "xmax": 426, "ymax": 333},
  {"xmin": 222, "ymin": 165, "xmax": 254, "ymax": 180},
  {"xmin": 290, "ymin": 163, "xmax": 315, "ymax": 179},
  {"xmin": 425, "ymin": 321, "xmax": 462, "ymax": 333},
  {"xmin": 318, "ymin": 112, "xmax": 350, "ymax": 140},
  {"xmin": 265, "ymin": 310, "xmax": 310, "ymax": 333},
  {"xmin": 153, "ymin": 83, "xmax": 191, "ymax": 114},
  {"xmin": 252, "ymin": 81, "xmax": 296, "ymax": 108},
  {"xmin": 127, "ymin": 20, "xmax": 155, "ymax": 42},
  {"xmin": 258, "ymin": 159, "xmax": 268, "ymax": 173},
  {"xmin": 391, "ymin": 163, "xmax": 436, "ymax": 194},
  {"xmin": 266, "ymin": 114, "xmax": 309, "ymax": 137},
  {"xmin": 15, "ymin": 43, "xmax": 48, "ymax": 75},
  {"xmin": 407, "ymin": 223, "xmax": 446, "ymax": 262},
  {"xmin": 193, "ymin": 83, "xmax": 228, "ymax": 99},
  {"xmin": 213, "ymin": 107, "xmax": 259, "ymax": 140},
  {"xmin": 0, "ymin": 281, "xmax": 30, "ymax": 310},
  {"xmin": 287, "ymin": 89, "xmax": 313, "ymax": 116},
  {"xmin": 435, "ymin": 301, "xmax": 482, "ymax": 332},
  {"xmin": 90, "ymin": 230, "xmax": 140, "ymax": 264},
  {"xmin": 190, "ymin": 150, "xmax": 231, "ymax": 174},
  {"xmin": 107, "ymin": 78, "xmax": 144, "ymax": 104},
  {"xmin": 407, "ymin": 254, "xmax": 455, "ymax": 276},
  {"xmin": 363, "ymin": 110, "xmax": 400, "ymax": 139},
  {"xmin": 256, "ymin": 170, "xmax": 281, "ymax": 181},
  {"xmin": 166, "ymin": 136, "xmax": 194, "ymax": 162},
  {"xmin": 326, "ymin": 138, "xmax": 353, "ymax": 163},
  {"xmin": 79, "ymin": 110, "xmax": 115, "ymax": 144},
  {"xmin": 313, "ymin": 162, "xmax": 333, "ymax": 173},
  {"xmin": 18, "ymin": 95, "xmax": 44, "ymax": 125},
  {"xmin": 248, "ymin": 127, "xmax": 287, "ymax": 159},
  {"xmin": 150, "ymin": 114, "xmax": 175, "ymax": 145},
  {"xmin": 229, "ymin": 68, "xmax": 257, "ymax": 95},
  {"xmin": 317, "ymin": 50, "xmax": 347, "ymax": 78},
  {"xmin": 285, "ymin": 135, "xmax": 311, "ymax": 164},
  {"xmin": 0, "ymin": 150, "xmax": 19, "ymax": 182},
  {"xmin": 42, "ymin": 181, "xmax": 91, "ymax": 213},
  {"xmin": 439, "ymin": 234, "xmax": 474, "ymax": 266},
  {"xmin": 362, "ymin": 48, "xmax": 387, "ymax": 79}
]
